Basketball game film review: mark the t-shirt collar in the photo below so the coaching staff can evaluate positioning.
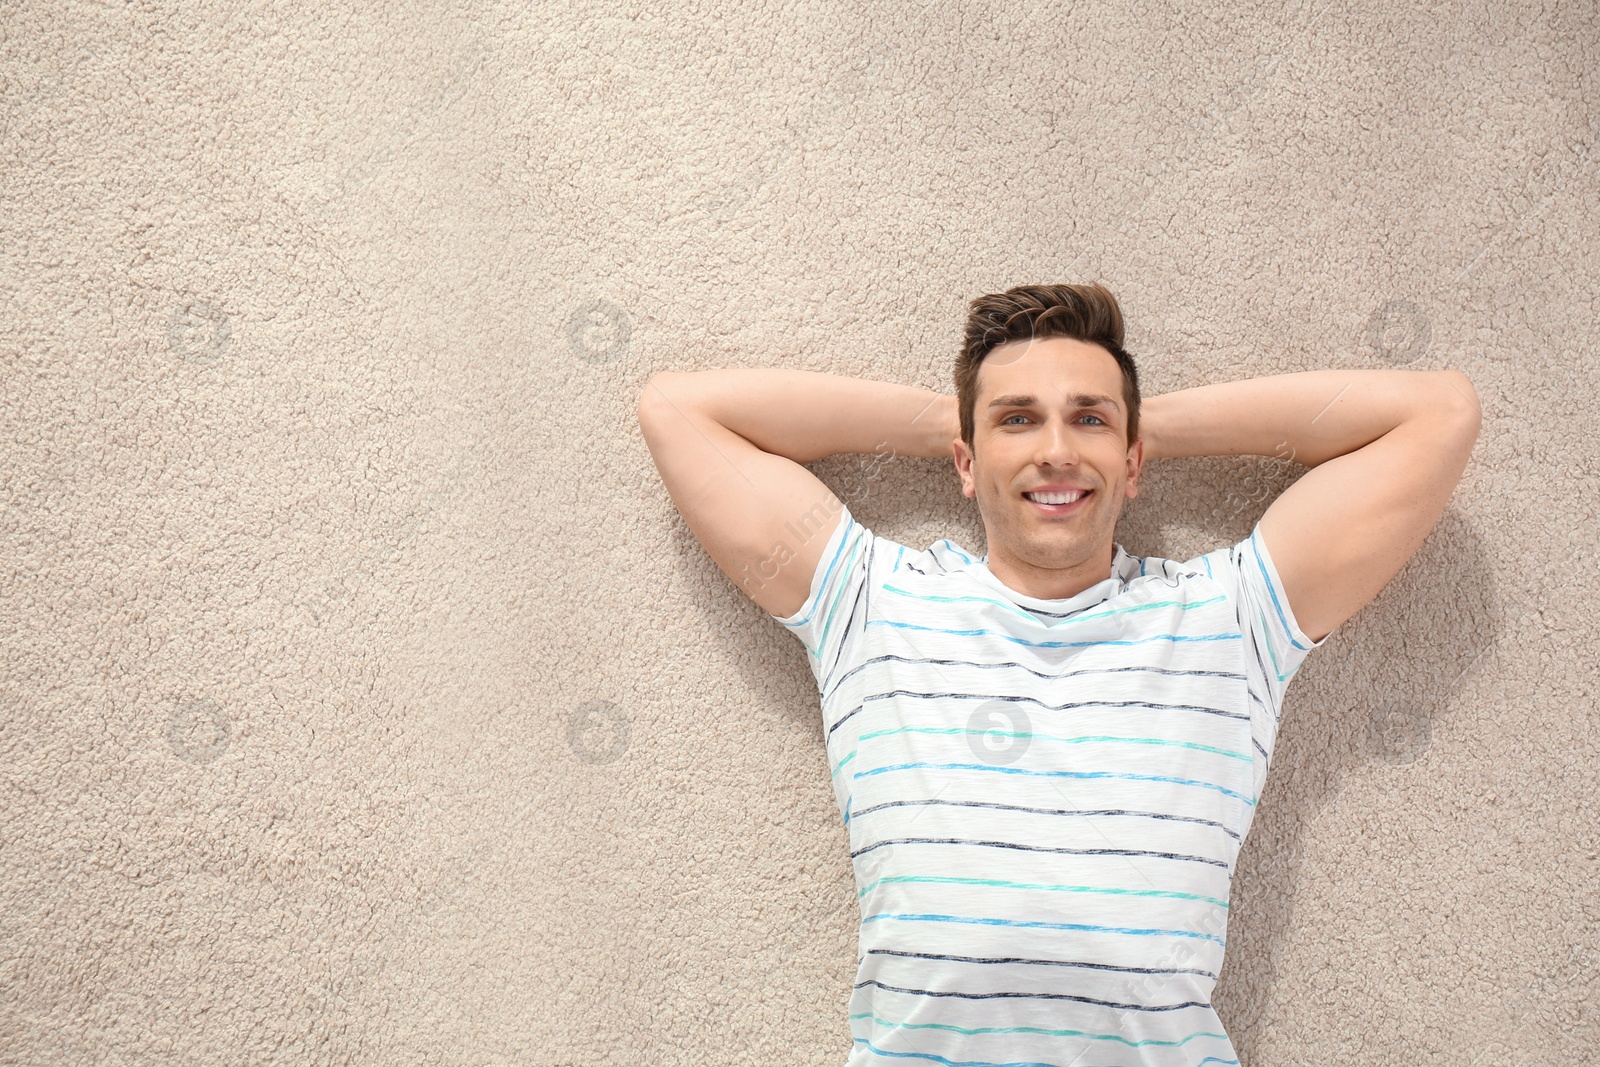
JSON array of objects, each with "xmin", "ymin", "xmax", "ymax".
[{"xmin": 965, "ymin": 543, "xmax": 1141, "ymax": 611}]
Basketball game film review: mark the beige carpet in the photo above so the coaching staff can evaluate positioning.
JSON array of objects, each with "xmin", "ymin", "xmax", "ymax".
[{"xmin": 3, "ymin": 1, "xmax": 1596, "ymax": 1064}]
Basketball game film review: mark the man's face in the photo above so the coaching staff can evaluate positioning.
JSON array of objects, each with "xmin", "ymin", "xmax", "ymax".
[{"xmin": 952, "ymin": 336, "xmax": 1144, "ymax": 594}]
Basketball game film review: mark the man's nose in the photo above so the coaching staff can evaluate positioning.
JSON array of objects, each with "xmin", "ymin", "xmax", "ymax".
[{"xmin": 1033, "ymin": 418, "xmax": 1081, "ymax": 466}]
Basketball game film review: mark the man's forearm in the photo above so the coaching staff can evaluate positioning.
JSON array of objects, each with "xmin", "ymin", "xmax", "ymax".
[
  {"xmin": 1141, "ymin": 369, "xmax": 1480, "ymax": 467},
  {"xmin": 642, "ymin": 369, "xmax": 957, "ymax": 463}
]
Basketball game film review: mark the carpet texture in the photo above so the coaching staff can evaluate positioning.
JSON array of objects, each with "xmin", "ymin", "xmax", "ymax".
[{"xmin": 3, "ymin": 2, "xmax": 1597, "ymax": 1064}]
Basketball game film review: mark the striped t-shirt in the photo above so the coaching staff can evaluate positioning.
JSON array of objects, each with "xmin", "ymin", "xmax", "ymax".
[{"xmin": 772, "ymin": 504, "xmax": 1329, "ymax": 1067}]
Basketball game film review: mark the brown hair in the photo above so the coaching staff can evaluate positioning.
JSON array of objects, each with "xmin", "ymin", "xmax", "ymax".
[{"xmin": 956, "ymin": 282, "xmax": 1140, "ymax": 452}]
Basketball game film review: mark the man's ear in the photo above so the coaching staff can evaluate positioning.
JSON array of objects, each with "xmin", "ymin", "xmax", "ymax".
[
  {"xmin": 953, "ymin": 437, "xmax": 976, "ymax": 499},
  {"xmin": 1124, "ymin": 435, "xmax": 1145, "ymax": 500}
]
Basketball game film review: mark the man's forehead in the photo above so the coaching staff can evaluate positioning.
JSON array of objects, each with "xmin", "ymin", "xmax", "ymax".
[
  {"xmin": 985, "ymin": 390, "xmax": 1122, "ymax": 412},
  {"xmin": 979, "ymin": 338, "xmax": 1122, "ymax": 406},
  {"xmin": 986, "ymin": 335, "xmax": 1115, "ymax": 367}
]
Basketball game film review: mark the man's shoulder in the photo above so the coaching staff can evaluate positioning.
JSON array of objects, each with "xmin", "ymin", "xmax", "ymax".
[
  {"xmin": 1124, "ymin": 534, "xmax": 1255, "ymax": 589},
  {"xmin": 846, "ymin": 514, "xmax": 983, "ymax": 579}
]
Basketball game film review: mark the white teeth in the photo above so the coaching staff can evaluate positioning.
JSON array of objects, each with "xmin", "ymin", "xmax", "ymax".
[{"xmin": 1027, "ymin": 490, "xmax": 1086, "ymax": 505}]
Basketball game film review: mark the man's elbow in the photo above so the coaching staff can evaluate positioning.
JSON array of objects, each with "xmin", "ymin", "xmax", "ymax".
[
  {"xmin": 1434, "ymin": 370, "xmax": 1482, "ymax": 432},
  {"xmin": 637, "ymin": 372, "xmax": 684, "ymax": 431}
]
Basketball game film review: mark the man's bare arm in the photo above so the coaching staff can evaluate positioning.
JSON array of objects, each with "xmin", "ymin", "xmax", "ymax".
[
  {"xmin": 637, "ymin": 370, "xmax": 957, "ymax": 618},
  {"xmin": 644, "ymin": 369, "xmax": 957, "ymax": 461},
  {"xmin": 1141, "ymin": 368, "xmax": 1481, "ymax": 642}
]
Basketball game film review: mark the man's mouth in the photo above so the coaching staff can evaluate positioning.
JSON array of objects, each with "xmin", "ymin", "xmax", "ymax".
[{"xmin": 1023, "ymin": 488, "xmax": 1091, "ymax": 514}]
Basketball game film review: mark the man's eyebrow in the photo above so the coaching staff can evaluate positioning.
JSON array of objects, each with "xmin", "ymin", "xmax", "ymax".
[{"xmin": 986, "ymin": 393, "xmax": 1121, "ymax": 412}]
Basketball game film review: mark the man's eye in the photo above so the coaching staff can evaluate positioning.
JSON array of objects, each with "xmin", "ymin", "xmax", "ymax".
[{"xmin": 1001, "ymin": 414, "xmax": 1106, "ymax": 427}]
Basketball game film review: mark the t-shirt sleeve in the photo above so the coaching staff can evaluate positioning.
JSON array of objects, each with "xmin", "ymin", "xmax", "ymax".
[
  {"xmin": 1185, "ymin": 521, "xmax": 1332, "ymax": 799},
  {"xmin": 769, "ymin": 503, "xmax": 908, "ymax": 693}
]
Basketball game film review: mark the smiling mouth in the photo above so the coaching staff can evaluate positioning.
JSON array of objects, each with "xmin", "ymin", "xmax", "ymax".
[{"xmin": 1023, "ymin": 489, "xmax": 1091, "ymax": 514}]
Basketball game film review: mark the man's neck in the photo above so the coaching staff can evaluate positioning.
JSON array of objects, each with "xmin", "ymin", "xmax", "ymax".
[{"xmin": 984, "ymin": 543, "xmax": 1116, "ymax": 601}]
